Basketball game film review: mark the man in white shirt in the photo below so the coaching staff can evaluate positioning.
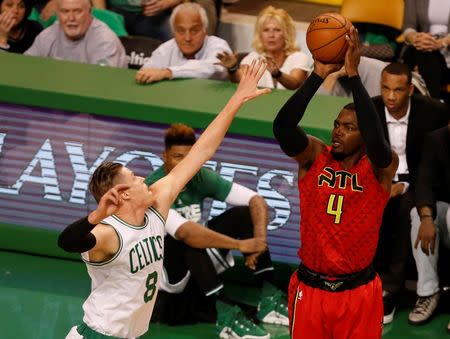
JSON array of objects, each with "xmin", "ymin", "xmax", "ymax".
[
  {"xmin": 135, "ymin": 2, "xmax": 231, "ymax": 84},
  {"xmin": 319, "ymin": 56, "xmax": 388, "ymax": 97},
  {"xmin": 371, "ymin": 63, "xmax": 449, "ymax": 325},
  {"xmin": 24, "ymin": 0, "xmax": 127, "ymax": 67}
]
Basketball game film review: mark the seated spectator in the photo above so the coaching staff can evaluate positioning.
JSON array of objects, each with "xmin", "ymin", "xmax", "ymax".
[
  {"xmin": 401, "ymin": 0, "xmax": 450, "ymax": 99},
  {"xmin": 146, "ymin": 123, "xmax": 288, "ymax": 339},
  {"xmin": 36, "ymin": 0, "xmax": 104, "ymax": 21},
  {"xmin": 25, "ymin": 0, "xmax": 127, "ymax": 67},
  {"xmin": 0, "ymin": 0, "xmax": 43, "ymax": 53},
  {"xmin": 28, "ymin": 5, "xmax": 128, "ymax": 37},
  {"xmin": 409, "ymin": 123, "xmax": 450, "ymax": 330},
  {"xmin": 105, "ymin": 0, "xmax": 181, "ymax": 41},
  {"xmin": 319, "ymin": 56, "xmax": 387, "ymax": 97},
  {"xmin": 371, "ymin": 63, "xmax": 449, "ymax": 325},
  {"xmin": 217, "ymin": 6, "xmax": 309, "ymax": 90},
  {"xmin": 135, "ymin": 2, "xmax": 231, "ymax": 84}
]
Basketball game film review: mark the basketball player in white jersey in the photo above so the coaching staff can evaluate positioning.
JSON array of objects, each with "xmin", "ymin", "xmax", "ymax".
[{"xmin": 58, "ymin": 59, "xmax": 271, "ymax": 339}]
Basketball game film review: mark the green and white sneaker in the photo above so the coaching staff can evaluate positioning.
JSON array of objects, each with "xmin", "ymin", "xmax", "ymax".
[
  {"xmin": 216, "ymin": 301, "xmax": 270, "ymax": 339},
  {"xmin": 256, "ymin": 282, "xmax": 289, "ymax": 326}
]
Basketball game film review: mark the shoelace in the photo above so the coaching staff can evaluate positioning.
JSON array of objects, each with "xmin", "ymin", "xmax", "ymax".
[{"xmin": 412, "ymin": 297, "xmax": 433, "ymax": 315}]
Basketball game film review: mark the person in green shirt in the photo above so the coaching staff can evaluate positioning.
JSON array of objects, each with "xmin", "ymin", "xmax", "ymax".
[{"xmin": 145, "ymin": 123, "xmax": 289, "ymax": 339}]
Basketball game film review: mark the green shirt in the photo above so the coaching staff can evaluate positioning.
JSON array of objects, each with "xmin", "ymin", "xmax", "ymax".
[
  {"xmin": 145, "ymin": 167, "xmax": 232, "ymax": 222},
  {"xmin": 109, "ymin": 0, "xmax": 142, "ymax": 13}
]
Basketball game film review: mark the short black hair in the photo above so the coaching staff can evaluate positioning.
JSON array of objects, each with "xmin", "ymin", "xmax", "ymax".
[
  {"xmin": 164, "ymin": 123, "xmax": 196, "ymax": 150},
  {"xmin": 343, "ymin": 102, "xmax": 356, "ymax": 111},
  {"xmin": 382, "ymin": 63, "xmax": 412, "ymax": 84}
]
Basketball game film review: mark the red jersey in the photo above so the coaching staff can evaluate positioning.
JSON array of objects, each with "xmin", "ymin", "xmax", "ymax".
[{"xmin": 298, "ymin": 146, "xmax": 389, "ymax": 276}]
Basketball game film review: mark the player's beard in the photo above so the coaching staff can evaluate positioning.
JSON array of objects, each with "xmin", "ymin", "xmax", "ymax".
[{"xmin": 330, "ymin": 150, "xmax": 346, "ymax": 161}]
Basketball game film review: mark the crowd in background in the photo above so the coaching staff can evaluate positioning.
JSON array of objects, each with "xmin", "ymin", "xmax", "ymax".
[{"xmin": 2, "ymin": 0, "xmax": 450, "ymax": 337}]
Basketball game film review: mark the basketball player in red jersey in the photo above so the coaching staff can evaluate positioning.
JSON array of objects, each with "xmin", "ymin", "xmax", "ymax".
[{"xmin": 273, "ymin": 27, "xmax": 398, "ymax": 339}]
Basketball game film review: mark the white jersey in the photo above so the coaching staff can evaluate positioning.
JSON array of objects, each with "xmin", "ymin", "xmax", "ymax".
[{"xmin": 80, "ymin": 207, "xmax": 165, "ymax": 338}]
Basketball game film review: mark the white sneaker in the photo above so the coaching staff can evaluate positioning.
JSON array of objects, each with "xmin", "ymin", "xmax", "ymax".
[{"xmin": 408, "ymin": 293, "xmax": 440, "ymax": 325}]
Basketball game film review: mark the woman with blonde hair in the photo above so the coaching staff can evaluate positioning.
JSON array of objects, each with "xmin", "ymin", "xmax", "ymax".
[{"xmin": 218, "ymin": 6, "xmax": 310, "ymax": 90}]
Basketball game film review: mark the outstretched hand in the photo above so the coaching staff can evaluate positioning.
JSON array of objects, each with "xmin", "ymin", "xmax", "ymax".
[
  {"xmin": 344, "ymin": 26, "xmax": 361, "ymax": 77},
  {"xmin": 233, "ymin": 59, "xmax": 271, "ymax": 103},
  {"xmin": 89, "ymin": 184, "xmax": 130, "ymax": 224},
  {"xmin": 216, "ymin": 51, "xmax": 238, "ymax": 69}
]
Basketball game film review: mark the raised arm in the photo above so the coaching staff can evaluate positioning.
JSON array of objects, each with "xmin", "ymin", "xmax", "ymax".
[
  {"xmin": 151, "ymin": 60, "xmax": 271, "ymax": 218},
  {"xmin": 58, "ymin": 184, "xmax": 129, "ymax": 254},
  {"xmin": 273, "ymin": 61, "xmax": 340, "ymax": 167},
  {"xmin": 345, "ymin": 27, "xmax": 396, "ymax": 175}
]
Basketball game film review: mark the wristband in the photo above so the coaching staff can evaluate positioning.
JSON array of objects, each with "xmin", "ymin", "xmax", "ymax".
[
  {"xmin": 228, "ymin": 63, "xmax": 239, "ymax": 74},
  {"xmin": 272, "ymin": 69, "xmax": 282, "ymax": 79}
]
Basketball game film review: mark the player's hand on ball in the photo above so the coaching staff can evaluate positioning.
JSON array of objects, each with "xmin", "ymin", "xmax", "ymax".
[
  {"xmin": 344, "ymin": 26, "xmax": 361, "ymax": 77},
  {"xmin": 313, "ymin": 59, "xmax": 343, "ymax": 79}
]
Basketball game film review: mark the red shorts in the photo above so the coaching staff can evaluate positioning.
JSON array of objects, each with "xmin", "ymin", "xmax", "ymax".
[{"xmin": 288, "ymin": 270, "xmax": 383, "ymax": 339}]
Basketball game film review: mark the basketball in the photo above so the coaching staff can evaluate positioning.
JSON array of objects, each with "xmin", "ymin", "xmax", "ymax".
[{"xmin": 306, "ymin": 13, "xmax": 352, "ymax": 64}]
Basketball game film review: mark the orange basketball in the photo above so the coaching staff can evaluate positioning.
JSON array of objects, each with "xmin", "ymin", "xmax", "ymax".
[{"xmin": 306, "ymin": 13, "xmax": 352, "ymax": 64}]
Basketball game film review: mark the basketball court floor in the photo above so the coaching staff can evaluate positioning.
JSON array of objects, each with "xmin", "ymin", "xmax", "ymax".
[{"xmin": 2, "ymin": 250, "xmax": 450, "ymax": 338}]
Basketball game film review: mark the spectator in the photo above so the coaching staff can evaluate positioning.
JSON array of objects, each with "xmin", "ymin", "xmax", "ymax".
[
  {"xmin": 217, "ymin": 6, "xmax": 309, "ymax": 90},
  {"xmin": 401, "ymin": 0, "xmax": 450, "ymax": 99},
  {"xmin": 37, "ymin": 0, "xmax": 104, "ymax": 21},
  {"xmin": 146, "ymin": 123, "xmax": 288, "ymax": 339},
  {"xmin": 0, "ymin": 0, "xmax": 42, "ymax": 53},
  {"xmin": 371, "ymin": 63, "xmax": 449, "ymax": 324},
  {"xmin": 135, "ymin": 2, "xmax": 231, "ymax": 84},
  {"xmin": 319, "ymin": 56, "xmax": 387, "ymax": 97},
  {"xmin": 409, "ymin": 123, "xmax": 450, "ymax": 329},
  {"xmin": 106, "ymin": 0, "xmax": 181, "ymax": 41},
  {"xmin": 25, "ymin": 0, "xmax": 127, "ymax": 67}
]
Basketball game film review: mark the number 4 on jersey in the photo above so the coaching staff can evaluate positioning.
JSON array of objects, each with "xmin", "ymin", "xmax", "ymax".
[{"xmin": 327, "ymin": 194, "xmax": 344, "ymax": 224}]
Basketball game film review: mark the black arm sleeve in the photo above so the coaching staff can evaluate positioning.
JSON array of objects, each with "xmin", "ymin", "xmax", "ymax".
[
  {"xmin": 273, "ymin": 72, "xmax": 324, "ymax": 157},
  {"xmin": 349, "ymin": 75, "xmax": 392, "ymax": 168},
  {"xmin": 57, "ymin": 216, "xmax": 97, "ymax": 253}
]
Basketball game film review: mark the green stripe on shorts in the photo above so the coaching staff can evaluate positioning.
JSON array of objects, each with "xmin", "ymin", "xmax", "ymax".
[{"xmin": 76, "ymin": 323, "xmax": 124, "ymax": 339}]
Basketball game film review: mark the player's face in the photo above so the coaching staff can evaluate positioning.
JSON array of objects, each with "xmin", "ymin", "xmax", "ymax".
[
  {"xmin": 1, "ymin": 0, "xmax": 26, "ymax": 27},
  {"xmin": 163, "ymin": 144, "xmax": 192, "ymax": 173},
  {"xmin": 57, "ymin": 0, "xmax": 92, "ymax": 41},
  {"xmin": 331, "ymin": 109, "xmax": 363, "ymax": 157},
  {"xmin": 380, "ymin": 72, "xmax": 413, "ymax": 116},
  {"xmin": 261, "ymin": 17, "xmax": 285, "ymax": 53},
  {"xmin": 173, "ymin": 10, "xmax": 206, "ymax": 59},
  {"xmin": 116, "ymin": 167, "xmax": 153, "ymax": 206}
]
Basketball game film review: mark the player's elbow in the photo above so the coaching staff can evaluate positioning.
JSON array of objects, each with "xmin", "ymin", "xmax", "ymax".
[{"xmin": 174, "ymin": 223, "xmax": 190, "ymax": 242}]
